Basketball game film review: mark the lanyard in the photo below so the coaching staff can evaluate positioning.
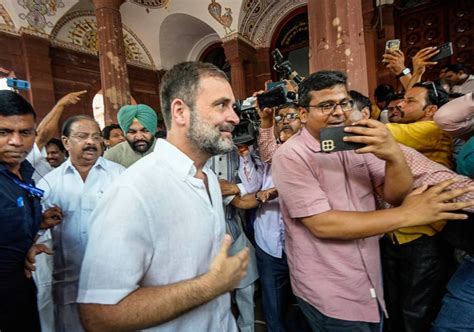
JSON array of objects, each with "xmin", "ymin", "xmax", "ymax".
[{"xmin": 2, "ymin": 170, "xmax": 44, "ymax": 199}]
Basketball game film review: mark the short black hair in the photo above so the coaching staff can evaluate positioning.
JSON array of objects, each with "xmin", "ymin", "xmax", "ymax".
[
  {"xmin": 276, "ymin": 102, "xmax": 298, "ymax": 112},
  {"xmin": 61, "ymin": 115, "xmax": 99, "ymax": 137},
  {"xmin": 299, "ymin": 71, "xmax": 347, "ymax": 107},
  {"xmin": 386, "ymin": 93, "xmax": 404, "ymax": 104},
  {"xmin": 413, "ymin": 82, "xmax": 450, "ymax": 108},
  {"xmin": 444, "ymin": 64, "xmax": 469, "ymax": 75},
  {"xmin": 374, "ymin": 84, "xmax": 395, "ymax": 103},
  {"xmin": 102, "ymin": 124, "xmax": 122, "ymax": 140},
  {"xmin": 349, "ymin": 90, "xmax": 372, "ymax": 111},
  {"xmin": 46, "ymin": 138, "xmax": 65, "ymax": 153},
  {"xmin": 0, "ymin": 90, "xmax": 36, "ymax": 120}
]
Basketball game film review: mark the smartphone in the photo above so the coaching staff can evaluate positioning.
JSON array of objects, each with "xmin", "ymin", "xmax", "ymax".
[
  {"xmin": 430, "ymin": 42, "xmax": 453, "ymax": 62},
  {"xmin": 385, "ymin": 39, "xmax": 400, "ymax": 52},
  {"xmin": 320, "ymin": 126, "xmax": 366, "ymax": 153}
]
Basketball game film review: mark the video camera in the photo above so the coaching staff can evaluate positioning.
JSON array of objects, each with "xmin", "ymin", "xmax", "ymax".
[{"xmin": 232, "ymin": 49, "xmax": 303, "ymax": 145}]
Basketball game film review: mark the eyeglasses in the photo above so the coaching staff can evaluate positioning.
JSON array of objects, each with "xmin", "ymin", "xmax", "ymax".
[
  {"xmin": 305, "ymin": 100, "xmax": 355, "ymax": 115},
  {"xmin": 421, "ymin": 81, "xmax": 439, "ymax": 98},
  {"xmin": 69, "ymin": 133, "xmax": 103, "ymax": 142},
  {"xmin": 275, "ymin": 113, "xmax": 300, "ymax": 123}
]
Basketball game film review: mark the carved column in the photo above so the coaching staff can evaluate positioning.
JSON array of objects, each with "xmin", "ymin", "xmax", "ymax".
[
  {"xmin": 223, "ymin": 38, "xmax": 247, "ymax": 99},
  {"xmin": 308, "ymin": 0, "xmax": 369, "ymax": 95},
  {"xmin": 92, "ymin": 0, "xmax": 130, "ymax": 124}
]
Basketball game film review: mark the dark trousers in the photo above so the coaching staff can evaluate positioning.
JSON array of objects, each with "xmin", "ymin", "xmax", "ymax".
[
  {"xmin": 0, "ymin": 276, "xmax": 41, "ymax": 332},
  {"xmin": 296, "ymin": 297, "xmax": 380, "ymax": 332},
  {"xmin": 381, "ymin": 235, "xmax": 454, "ymax": 332},
  {"xmin": 255, "ymin": 243, "xmax": 309, "ymax": 332}
]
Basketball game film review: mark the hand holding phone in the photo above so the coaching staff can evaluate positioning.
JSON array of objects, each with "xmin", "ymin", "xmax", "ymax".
[
  {"xmin": 342, "ymin": 119, "xmax": 402, "ymax": 162},
  {"xmin": 386, "ymin": 39, "xmax": 401, "ymax": 52},
  {"xmin": 320, "ymin": 126, "xmax": 365, "ymax": 152},
  {"xmin": 430, "ymin": 42, "xmax": 453, "ymax": 62}
]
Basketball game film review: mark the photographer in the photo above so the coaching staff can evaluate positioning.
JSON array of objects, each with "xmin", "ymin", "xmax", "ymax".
[{"xmin": 237, "ymin": 90, "xmax": 308, "ymax": 331}]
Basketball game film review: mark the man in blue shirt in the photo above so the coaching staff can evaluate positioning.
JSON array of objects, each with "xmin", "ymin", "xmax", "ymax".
[{"xmin": 0, "ymin": 90, "xmax": 56, "ymax": 331}]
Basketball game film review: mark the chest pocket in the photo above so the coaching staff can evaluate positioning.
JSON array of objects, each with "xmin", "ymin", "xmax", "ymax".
[
  {"xmin": 0, "ymin": 206, "xmax": 32, "ymax": 246},
  {"xmin": 349, "ymin": 162, "xmax": 374, "ymax": 199}
]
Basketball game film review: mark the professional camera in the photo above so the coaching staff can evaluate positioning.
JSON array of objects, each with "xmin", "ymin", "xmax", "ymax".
[
  {"xmin": 232, "ymin": 48, "xmax": 302, "ymax": 145},
  {"xmin": 271, "ymin": 49, "xmax": 304, "ymax": 85}
]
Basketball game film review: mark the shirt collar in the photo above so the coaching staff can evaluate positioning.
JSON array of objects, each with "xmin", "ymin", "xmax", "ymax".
[
  {"xmin": 0, "ymin": 159, "xmax": 35, "ymax": 182},
  {"xmin": 63, "ymin": 156, "xmax": 107, "ymax": 175},
  {"xmin": 153, "ymin": 139, "xmax": 198, "ymax": 179}
]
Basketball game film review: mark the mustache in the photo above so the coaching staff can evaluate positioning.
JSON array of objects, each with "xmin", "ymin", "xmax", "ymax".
[
  {"xmin": 280, "ymin": 125, "xmax": 294, "ymax": 132},
  {"xmin": 83, "ymin": 146, "xmax": 98, "ymax": 152},
  {"xmin": 133, "ymin": 140, "xmax": 150, "ymax": 146},
  {"xmin": 219, "ymin": 124, "xmax": 235, "ymax": 132}
]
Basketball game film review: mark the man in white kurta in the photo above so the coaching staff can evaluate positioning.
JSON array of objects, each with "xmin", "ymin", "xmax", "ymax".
[{"xmin": 37, "ymin": 116, "xmax": 124, "ymax": 331}]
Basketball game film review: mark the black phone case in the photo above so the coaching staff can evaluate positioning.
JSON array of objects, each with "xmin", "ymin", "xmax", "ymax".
[
  {"xmin": 320, "ymin": 126, "xmax": 366, "ymax": 153},
  {"xmin": 431, "ymin": 42, "xmax": 453, "ymax": 62}
]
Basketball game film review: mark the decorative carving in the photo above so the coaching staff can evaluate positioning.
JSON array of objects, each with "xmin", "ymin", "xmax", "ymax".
[
  {"xmin": 239, "ymin": 0, "xmax": 307, "ymax": 48},
  {"xmin": 208, "ymin": 0, "xmax": 234, "ymax": 35},
  {"xmin": 396, "ymin": 0, "xmax": 473, "ymax": 77},
  {"xmin": 17, "ymin": 0, "xmax": 64, "ymax": 31},
  {"xmin": 0, "ymin": 4, "xmax": 15, "ymax": 33},
  {"xmin": 129, "ymin": 0, "xmax": 169, "ymax": 8},
  {"xmin": 50, "ymin": 11, "xmax": 155, "ymax": 68}
]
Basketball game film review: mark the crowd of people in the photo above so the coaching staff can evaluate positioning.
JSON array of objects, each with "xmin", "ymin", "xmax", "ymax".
[{"xmin": 0, "ymin": 45, "xmax": 473, "ymax": 332}]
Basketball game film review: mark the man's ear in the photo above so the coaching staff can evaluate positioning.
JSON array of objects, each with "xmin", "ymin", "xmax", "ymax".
[
  {"xmin": 362, "ymin": 107, "xmax": 371, "ymax": 120},
  {"xmin": 170, "ymin": 99, "xmax": 188, "ymax": 127},
  {"xmin": 61, "ymin": 136, "xmax": 70, "ymax": 152},
  {"xmin": 424, "ymin": 104, "xmax": 438, "ymax": 119},
  {"xmin": 298, "ymin": 107, "xmax": 308, "ymax": 124}
]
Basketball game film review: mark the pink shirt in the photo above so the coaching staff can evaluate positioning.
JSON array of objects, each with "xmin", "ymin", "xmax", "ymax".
[{"xmin": 272, "ymin": 127, "xmax": 387, "ymax": 323}]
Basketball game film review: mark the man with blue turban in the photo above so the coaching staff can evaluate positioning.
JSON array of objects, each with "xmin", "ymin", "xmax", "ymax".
[{"xmin": 104, "ymin": 104, "xmax": 158, "ymax": 167}]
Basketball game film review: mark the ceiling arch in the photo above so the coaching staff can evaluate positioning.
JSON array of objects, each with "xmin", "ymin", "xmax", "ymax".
[{"xmin": 159, "ymin": 13, "xmax": 219, "ymax": 69}]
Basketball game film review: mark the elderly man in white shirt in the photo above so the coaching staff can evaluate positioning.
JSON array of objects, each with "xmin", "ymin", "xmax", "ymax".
[
  {"xmin": 77, "ymin": 61, "xmax": 250, "ymax": 331},
  {"xmin": 37, "ymin": 115, "xmax": 124, "ymax": 332}
]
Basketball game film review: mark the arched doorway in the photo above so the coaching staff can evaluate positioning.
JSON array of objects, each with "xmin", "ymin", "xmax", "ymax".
[
  {"xmin": 270, "ymin": 6, "xmax": 309, "ymax": 81},
  {"xmin": 199, "ymin": 42, "xmax": 231, "ymax": 80}
]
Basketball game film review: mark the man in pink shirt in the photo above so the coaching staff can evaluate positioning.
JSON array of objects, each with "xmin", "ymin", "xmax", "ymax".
[{"xmin": 271, "ymin": 71, "xmax": 474, "ymax": 331}]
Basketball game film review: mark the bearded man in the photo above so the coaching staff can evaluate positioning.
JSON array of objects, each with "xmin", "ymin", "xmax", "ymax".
[{"xmin": 104, "ymin": 104, "xmax": 158, "ymax": 167}]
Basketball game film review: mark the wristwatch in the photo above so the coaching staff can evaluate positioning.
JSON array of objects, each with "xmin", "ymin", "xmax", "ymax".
[{"xmin": 396, "ymin": 67, "xmax": 411, "ymax": 78}]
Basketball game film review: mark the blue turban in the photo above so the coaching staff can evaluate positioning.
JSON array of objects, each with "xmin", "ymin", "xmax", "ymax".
[{"xmin": 117, "ymin": 104, "xmax": 158, "ymax": 135}]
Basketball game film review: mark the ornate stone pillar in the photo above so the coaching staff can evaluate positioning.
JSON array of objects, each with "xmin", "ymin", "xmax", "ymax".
[
  {"xmin": 308, "ymin": 0, "xmax": 369, "ymax": 95},
  {"xmin": 92, "ymin": 0, "xmax": 130, "ymax": 124},
  {"xmin": 223, "ymin": 38, "xmax": 247, "ymax": 99}
]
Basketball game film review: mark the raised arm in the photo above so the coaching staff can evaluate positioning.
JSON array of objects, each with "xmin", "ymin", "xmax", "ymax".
[
  {"xmin": 36, "ymin": 90, "xmax": 87, "ymax": 149},
  {"xmin": 300, "ymin": 179, "xmax": 474, "ymax": 240}
]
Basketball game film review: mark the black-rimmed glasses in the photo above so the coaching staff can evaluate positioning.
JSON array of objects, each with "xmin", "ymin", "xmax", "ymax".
[{"xmin": 304, "ymin": 100, "xmax": 355, "ymax": 115}]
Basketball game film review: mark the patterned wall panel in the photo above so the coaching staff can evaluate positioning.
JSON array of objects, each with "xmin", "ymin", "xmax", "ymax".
[
  {"xmin": 50, "ymin": 11, "xmax": 155, "ymax": 68},
  {"xmin": 395, "ymin": 0, "xmax": 473, "ymax": 72},
  {"xmin": 448, "ymin": 3, "xmax": 473, "ymax": 67}
]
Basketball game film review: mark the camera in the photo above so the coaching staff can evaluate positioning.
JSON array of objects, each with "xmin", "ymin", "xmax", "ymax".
[{"xmin": 232, "ymin": 49, "xmax": 302, "ymax": 145}]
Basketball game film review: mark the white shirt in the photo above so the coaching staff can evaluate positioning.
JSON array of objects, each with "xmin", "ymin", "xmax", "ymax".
[
  {"xmin": 452, "ymin": 74, "xmax": 474, "ymax": 95},
  {"xmin": 37, "ymin": 157, "xmax": 125, "ymax": 305},
  {"xmin": 26, "ymin": 143, "xmax": 52, "ymax": 183},
  {"xmin": 239, "ymin": 154, "xmax": 285, "ymax": 258},
  {"xmin": 77, "ymin": 139, "xmax": 237, "ymax": 332}
]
